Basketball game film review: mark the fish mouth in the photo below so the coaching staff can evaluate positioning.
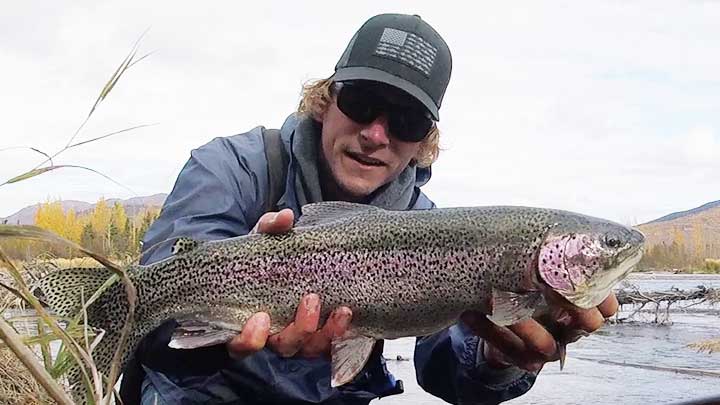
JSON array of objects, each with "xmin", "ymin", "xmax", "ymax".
[{"xmin": 564, "ymin": 244, "xmax": 644, "ymax": 309}]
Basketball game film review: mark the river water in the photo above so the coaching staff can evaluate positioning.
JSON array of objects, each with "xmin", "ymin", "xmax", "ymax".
[{"xmin": 376, "ymin": 274, "xmax": 720, "ymax": 405}]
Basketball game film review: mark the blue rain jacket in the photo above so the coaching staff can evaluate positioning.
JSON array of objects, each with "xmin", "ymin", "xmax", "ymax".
[{"xmin": 120, "ymin": 114, "xmax": 536, "ymax": 405}]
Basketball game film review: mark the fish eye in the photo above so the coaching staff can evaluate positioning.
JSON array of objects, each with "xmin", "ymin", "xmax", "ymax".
[{"xmin": 604, "ymin": 234, "xmax": 624, "ymax": 249}]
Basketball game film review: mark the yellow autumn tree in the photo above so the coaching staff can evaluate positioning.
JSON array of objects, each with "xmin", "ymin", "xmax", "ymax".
[
  {"xmin": 35, "ymin": 200, "xmax": 66, "ymax": 237},
  {"xmin": 65, "ymin": 209, "xmax": 84, "ymax": 243},
  {"xmin": 110, "ymin": 202, "xmax": 128, "ymax": 232},
  {"xmin": 34, "ymin": 199, "xmax": 81, "ymax": 256},
  {"xmin": 109, "ymin": 202, "xmax": 129, "ymax": 255},
  {"xmin": 88, "ymin": 198, "xmax": 112, "ymax": 254},
  {"xmin": 689, "ymin": 216, "xmax": 710, "ymax": 266},
  {"xmin": 670, "ymin": 226, "xmax": 689, "ymax": 268},
  {"xmin": 89, "ymin": 199, "xmax": 111, "ymax": 234}
]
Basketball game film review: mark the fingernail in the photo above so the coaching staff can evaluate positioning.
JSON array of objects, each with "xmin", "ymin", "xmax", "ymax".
[
  {"xmin": 333, "ymin": 309, "xmax": 351, "ymax": 328},
  {"xmin": 253, "ymin": 312, "xmax": 270, "ymax": 329},
  {"xmin": 305, "ymin": 294, "xmax": 320, "ymax": 315},
  {"xmin": 269, "ymin": 213, "xmax": 278, "ymax": 224},
  {"xmin": 557, "ymin": 311, "xmax": 572, "ymax": 326}
]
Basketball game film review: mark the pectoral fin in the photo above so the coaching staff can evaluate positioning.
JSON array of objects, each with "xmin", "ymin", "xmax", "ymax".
[
  {"xmin": 487, "ymin": 289, "xmax": 544, "ymax": 326},
  {"xmin": 558, "ymin": 342, "xmax": 567, "ymax": 370},
  {"xmin": 169, "ymin": 319, "xmax": 242, "ymax": 349},
  {"xmin": 331, "ymin": 335, "xmax": 376, "ymax": 387}
]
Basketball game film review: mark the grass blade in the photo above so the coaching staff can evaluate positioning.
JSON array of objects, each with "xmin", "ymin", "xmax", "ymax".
[
  {"xmin": 0, "ymin": 317, "xmax": 74, "ymax": 405},
  {"xmin": 37, "ymin": 319, "xmax": 53, "ymax": 371},
  {"xmin": 3, "ymin": 166, "xmax": 62, "ymax": 184},
  {"xmin": 67, "ymin": 123, "xmax": 157, "ymax": 149},
  {"xmin": 1, "ymin": 164, "xmax": 137, "ymax": 195},
  {"xmin": 69, "ymin": 28, "xmax": 149, "ymax": 148}
]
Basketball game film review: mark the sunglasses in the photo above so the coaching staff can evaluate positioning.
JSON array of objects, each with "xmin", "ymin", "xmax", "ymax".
[{"xmin": 334, "ymin": 82, "xmax": 434, "ymax": 143}]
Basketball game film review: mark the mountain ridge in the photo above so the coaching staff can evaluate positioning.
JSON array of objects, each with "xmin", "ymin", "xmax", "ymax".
[
  {"xmin": 643, "ymin": 200, "xmax": 720, "ymax": 225},
  {"xmin": 1, "ymin": 193, "xmax": 167, "ymax": 225}
]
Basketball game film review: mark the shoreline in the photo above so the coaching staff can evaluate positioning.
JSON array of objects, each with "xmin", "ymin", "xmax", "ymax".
[{"xmin": 628, "ymin": 272, "xmax": 720, "ymax": 280}]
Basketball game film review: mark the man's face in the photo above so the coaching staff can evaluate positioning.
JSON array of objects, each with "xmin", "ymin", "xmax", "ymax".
[{"xmin": 319, "ymin": 82, "xmax": 429, "ymax": 200}]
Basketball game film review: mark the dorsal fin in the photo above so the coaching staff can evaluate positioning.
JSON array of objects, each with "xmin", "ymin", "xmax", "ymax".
[
  {"xmin": 171, "ymin": 237, "xmax": 200, "ymax": 255},
  {"xmin": 296, "ymin": 202, "xmax": 383, "ymax": 228}
]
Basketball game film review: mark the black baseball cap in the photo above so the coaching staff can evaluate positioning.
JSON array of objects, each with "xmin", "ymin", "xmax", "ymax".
[{"xmin": 332, "ymin": 14, "xmax": 452, "ymax": 120}]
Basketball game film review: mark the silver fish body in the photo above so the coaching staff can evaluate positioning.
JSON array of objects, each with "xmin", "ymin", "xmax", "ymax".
[{"xmin": 39, "ymin": 202, "xmax": 644, "ymax": 395}]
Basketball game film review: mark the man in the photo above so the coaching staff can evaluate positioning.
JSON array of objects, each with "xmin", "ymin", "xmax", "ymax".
[{"xmin": 122, "ymin": 13, "xmax": 618, "ymax": 405}]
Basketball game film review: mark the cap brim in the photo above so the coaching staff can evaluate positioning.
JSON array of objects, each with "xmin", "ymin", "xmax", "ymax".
[{"xmin": 332, "ymin": 67, "xmax": 439, "ymax": 120}]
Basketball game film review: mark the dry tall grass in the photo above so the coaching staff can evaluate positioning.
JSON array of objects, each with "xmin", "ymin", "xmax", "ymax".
[
  {"xmin": 0, "ymin": 348, "xmax": 54, "ymax": 405},
  {"xmin": 689, "ymin": 339, "xmax": 720, "ymax": 354}
]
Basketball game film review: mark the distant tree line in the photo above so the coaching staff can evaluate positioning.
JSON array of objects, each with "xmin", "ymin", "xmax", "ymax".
[
  {"xmin": 1, "ymin": 199, "xmax": 160, "ymax": 260},
  {"xmin": 639, "ymin": 225, "xmax": 720, "ymax": 273}
]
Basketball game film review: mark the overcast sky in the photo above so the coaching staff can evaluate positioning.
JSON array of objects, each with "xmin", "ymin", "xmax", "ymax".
[{"xmin": 1, "ymin": 1, "xmax": 718, "ymax": 225}]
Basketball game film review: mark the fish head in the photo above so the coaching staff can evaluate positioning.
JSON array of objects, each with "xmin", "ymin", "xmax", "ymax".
[{"xmin": 537, "ymin": 216, "xmax": 645, "ymax": 309}]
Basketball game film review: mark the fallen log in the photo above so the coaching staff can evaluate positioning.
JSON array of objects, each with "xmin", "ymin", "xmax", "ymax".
[
  {"xmin": 613, "ymin": 285, "xmax": 718, "ymax": 324},
  {"xmin": 616, "ymin": 286, "xmax": 719, "ymax": 306}
]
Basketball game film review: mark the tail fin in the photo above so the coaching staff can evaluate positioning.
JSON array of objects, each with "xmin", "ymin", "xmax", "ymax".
[
  {"xmin": 38, "ymin": 267, "xmax": 116, "ymax": 318},
  {"xmin": 38, "ymin": 267, "xmax": 121, "ymax": 404}
]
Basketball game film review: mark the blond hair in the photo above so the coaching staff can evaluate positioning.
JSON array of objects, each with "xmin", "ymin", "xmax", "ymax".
[{"xmin": 297, "ymin": 78, "xmax": 441, "ymax": 168}]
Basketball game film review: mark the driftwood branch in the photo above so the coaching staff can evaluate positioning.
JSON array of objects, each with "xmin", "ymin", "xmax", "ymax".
[
  {"xmin": 617, "ymin": 286, "xmax": 718, "ymax": 306},
  {"xmin": 614, "ymin": 285, "xmax": 718, "ymax": 324}
]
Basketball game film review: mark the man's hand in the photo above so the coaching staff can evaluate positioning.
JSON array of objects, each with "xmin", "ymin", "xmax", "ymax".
[
  {"xmin": 461, "ymin": 291, "xmax": 619, "ymax": 372},
  {"xmin": 226, "ymin": 209, "xmax": 353, "ymax": 359}
]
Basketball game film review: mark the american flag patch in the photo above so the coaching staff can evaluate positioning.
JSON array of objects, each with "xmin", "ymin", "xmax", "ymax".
[{"xmin": 375, "ymin": 28, "xmax": 437, "ymax": 77}]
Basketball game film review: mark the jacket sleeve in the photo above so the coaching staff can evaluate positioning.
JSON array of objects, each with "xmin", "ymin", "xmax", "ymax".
[
  {"xmin": 140, "ymin": 133, "xmax": 268, "ymax": 265},
  {"xmin": 414, "ymin": 321, "xmax": 537, "ymax": 404}
]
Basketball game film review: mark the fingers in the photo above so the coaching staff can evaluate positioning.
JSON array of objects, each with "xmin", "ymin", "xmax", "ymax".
[
  {"xmin": 252, "ymin": 209, "xmax": 295, "ymax": 234},
  {"xmin": 267, "ymin": 294, "xmax": 321, "ymax": 357},
  {"xmin": 482, "ymin": 340, "xmax": 513, "ymax": 368},
  {"xmin": 564, "ymin": 293, "xmax": 619, "ymax": 334},
  {"xmin": 227, "ymin": 312, "xmax": 270, "ymax": 358},
  {"xmin": 543, "ymin": 289, "xmax": 617, "ymax": 333},
  {"xmin": 598, "ymin": 292, "xmax": 619, "ymax": 318},
  {"xmin": 569, "ymin": 293, "xmax": 618, "ymax": 331},
  {"xmin": 463, "ymin": 292, "xmax": 619, "ymax": 372},
  {"xmin": 299, "ymin": 307, "xmax": 352, "ymax": 358},
  {"xmin": 567, "ymin": 306, "xmax": 605, "ymax": 333},
  {"xmin": 228, "ymin": 294, "xmax": 351, "ymax": 360},
  {"xmin": 461, "ymin": 312, "xmax": 553, "ymax": 372},
  {"xmin": 462, "ymin": 312, "xmax": 522, "ymax": 359},
  {"xmin": 509, "ymin": 319, "xmax": 558, "ymax": 361}
]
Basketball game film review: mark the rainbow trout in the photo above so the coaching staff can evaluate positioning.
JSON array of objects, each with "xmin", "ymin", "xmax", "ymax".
[{"xmin": 38, "ymin": 202, "xmax": 644, "ymax": 394}]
